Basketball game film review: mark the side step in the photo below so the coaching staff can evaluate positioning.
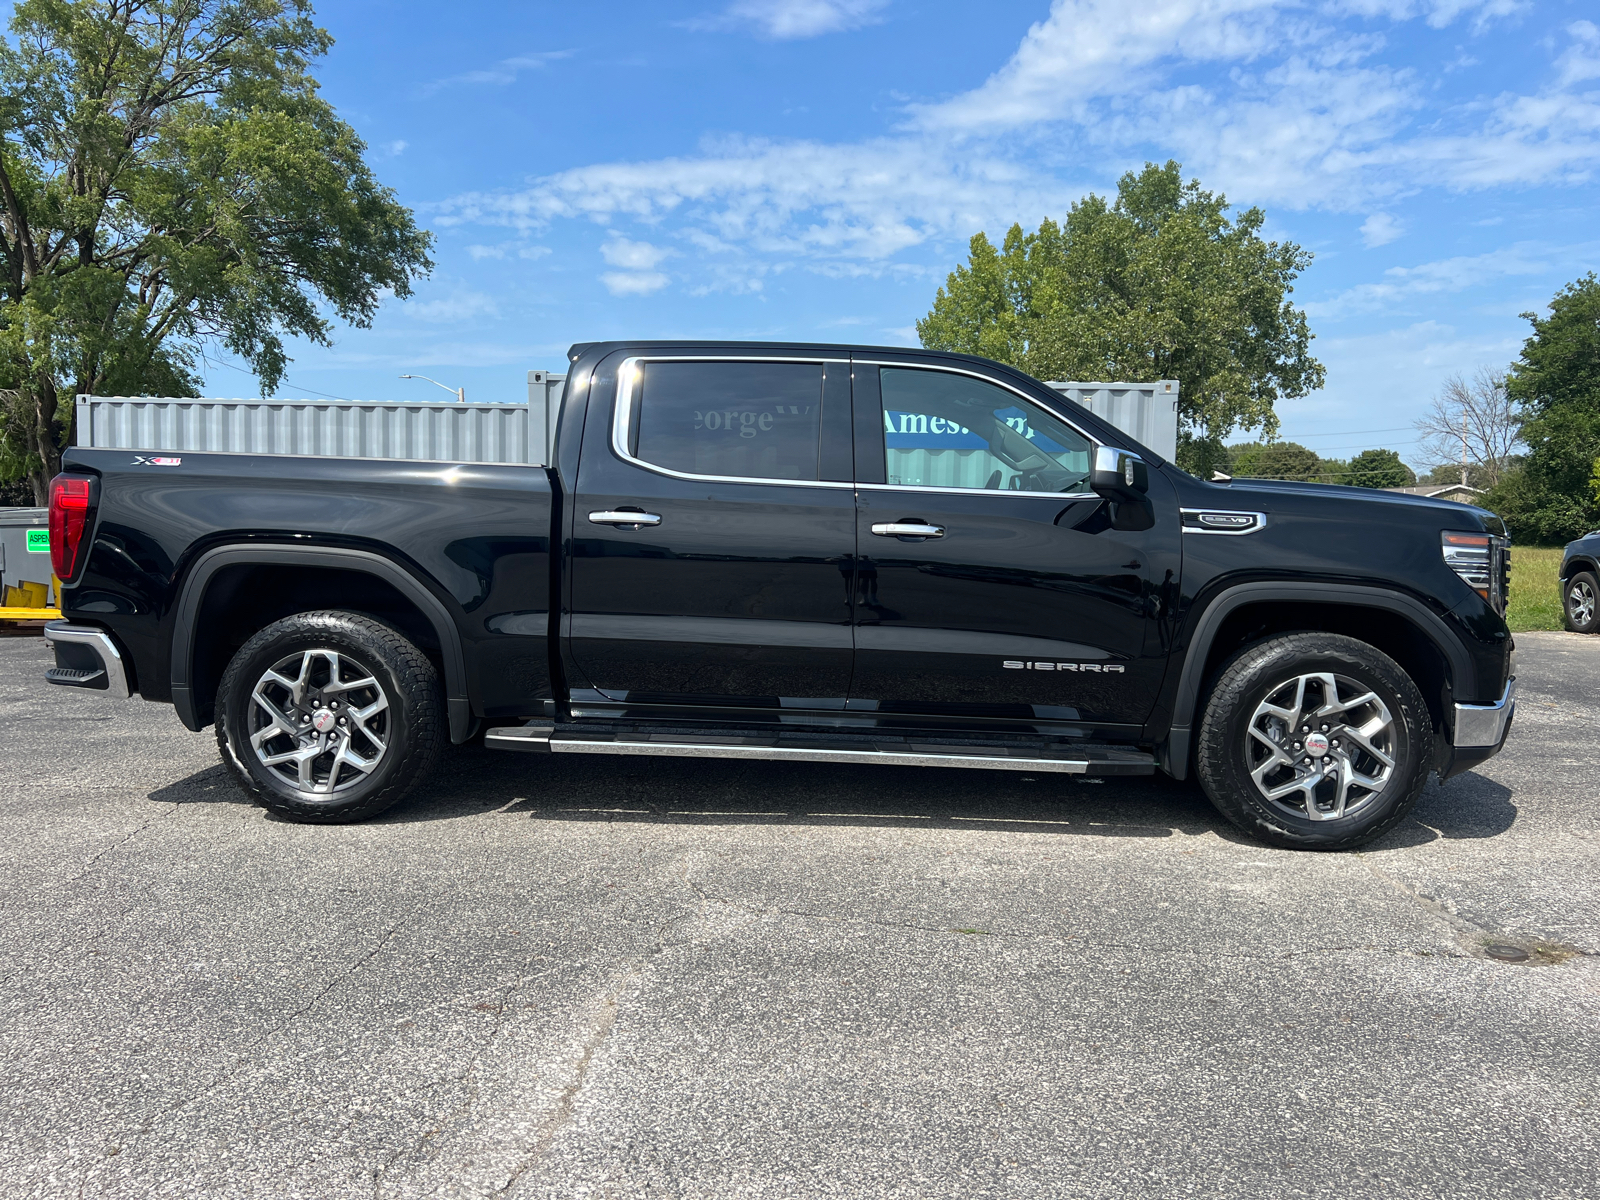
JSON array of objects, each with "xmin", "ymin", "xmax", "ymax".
[{"xmin": 483, "ymin": 725, "xmax": 1154, "ymax": 776}]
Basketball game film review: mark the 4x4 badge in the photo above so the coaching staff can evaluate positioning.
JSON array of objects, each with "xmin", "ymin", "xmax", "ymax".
[{"xmin": 1003, "ymin": 661, "xmax": 1124, "ymax": 673}]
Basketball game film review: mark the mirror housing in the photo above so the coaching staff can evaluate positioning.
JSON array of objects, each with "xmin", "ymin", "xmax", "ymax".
[{"xmin": 1091, "ymin": 446, "xmax": 1148, "ymax": 502}]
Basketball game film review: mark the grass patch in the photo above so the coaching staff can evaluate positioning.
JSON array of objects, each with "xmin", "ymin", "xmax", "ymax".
[{"xmin": 1508, "ymin": 546, "xmax": 1564, "ymax": 632}]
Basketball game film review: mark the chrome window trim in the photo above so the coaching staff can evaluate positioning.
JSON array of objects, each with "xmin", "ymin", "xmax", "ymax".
[
  {"xmin": 858, "ymin": 482, "xmax": 1100, "ymax": 501},
  {"xmin": 864, "ymin": 358, "xmax": 1103, "ymax": 500},
  {"xmin": 859, "ymin": 358, "xmax": 1103, "ymax": 447},
  {"xmin": 611, "ymin": 353, "xmax": 1108, "ymax": 498},
  {"xmin": 1180, "ymin": 508, "xmax": 1268, "ymax": 535},
  {"xmin": 611, "ymin": 355, "xmax": 853, "ymax": 490}
]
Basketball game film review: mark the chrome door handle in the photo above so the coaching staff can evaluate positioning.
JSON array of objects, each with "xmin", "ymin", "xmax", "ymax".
[
  {"xmin": 588, "ymin": 510, "xmax": 662, "ymax": 527},
  {"xmin": 871, "ymin": 522, "xmax": 945, "ymax": 538}
]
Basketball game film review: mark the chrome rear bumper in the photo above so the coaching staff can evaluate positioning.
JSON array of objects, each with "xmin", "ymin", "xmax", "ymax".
[{"xmin": 43, "ymin": 622, "xmax": 131, "ymax": 698}]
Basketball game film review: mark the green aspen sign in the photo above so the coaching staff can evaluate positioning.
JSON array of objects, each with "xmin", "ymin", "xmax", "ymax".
[{"xmin": 26, "ymin": 529, "xmax": 49, "ymax": 552}]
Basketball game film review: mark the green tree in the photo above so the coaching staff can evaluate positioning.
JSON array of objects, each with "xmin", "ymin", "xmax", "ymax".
[
  {"xmin": 918, "ymin": 161, "xmax": 1324, "ymax": 478},
  {"xmin": 1487, "ymin": 274, "xmax": 1600, "ymax": 543},
  {"xmin": 1344, "ymin": 448, "xmax": 1414, "ymax": 489},
  {"xmin": 1227, "ymin": 440, "xmax": 1322, "ymax": 481},
  {"xmin": 0, "ymin": 0, "xmax": 433, "ymax": 502}
]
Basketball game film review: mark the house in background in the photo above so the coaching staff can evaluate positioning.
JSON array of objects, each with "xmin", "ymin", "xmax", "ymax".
[{"xmin": 1384, "ymin": 483, "xmax": 1485, "ymax": 505}]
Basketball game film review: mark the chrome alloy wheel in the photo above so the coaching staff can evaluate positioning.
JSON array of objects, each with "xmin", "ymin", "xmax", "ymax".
[
  {"xmin": 248, "ymin": 649, "xmax": 390, "ymax": 794},
  {"xmin": 1245, "ymin": 672, "xmax": 1396, "ymax": 823},
  {"xmin": 1569, "ymin": 578, "xmax": 1595, "ymax": 626}
]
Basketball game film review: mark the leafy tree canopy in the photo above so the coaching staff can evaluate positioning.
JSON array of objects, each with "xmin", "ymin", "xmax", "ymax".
[
  {"xmin": 0, "ymin": 0, "xmax": 433, "ymax": 501},
  {"xmin": 1344, "ymin": 448, "xmax": 1414, "ymax": 489},
  {"xmin": 1228, "ymin": 440, "xmax": 1322, "ymax": 482},
  {"xmin": 1487, "ymin": 274, "xmax": 1600, "ymax": 542},
  {"xmin": 917, "ymin": 161, "xmax": 1324, "ymax": 477},
  {"xmin": 1226, "ymin": 441, "xmax": 1414, "ymax": 487}
]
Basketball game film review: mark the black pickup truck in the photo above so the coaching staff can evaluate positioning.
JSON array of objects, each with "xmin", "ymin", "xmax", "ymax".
[{"xmin": 41, "ymin": 341, "xmax": 1516, "ymax": 849}]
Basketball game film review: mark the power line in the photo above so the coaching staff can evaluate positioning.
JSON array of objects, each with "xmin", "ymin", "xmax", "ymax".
[
  {"xmin": 202, "ymin": 356, "xmax": 365, "ymax": 403},
  {"xmin": 1286, "ymin": 440, "xmax": 1425, "ymax": 455},
  {"xmin": 1274, "ymin": 426, "xmax": 1418, "ymax": 440}
]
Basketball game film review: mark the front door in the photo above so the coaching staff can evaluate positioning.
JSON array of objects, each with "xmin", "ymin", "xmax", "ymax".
[
  {"xmin": 849, "ymin": 361, "xmax": 1179, "ymax": 731},
  {"xmin": 566, "ymin": 353, "xmax": 858, "ymax": 714}
]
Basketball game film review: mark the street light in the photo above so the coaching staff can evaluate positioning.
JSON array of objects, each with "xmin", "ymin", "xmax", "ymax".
[{"xmin": 399, "ymin": 373, "xmax": 465, "ymax": 403}]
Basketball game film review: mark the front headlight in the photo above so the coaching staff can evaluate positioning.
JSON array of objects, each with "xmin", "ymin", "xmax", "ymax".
[{"xmin": 1442, "ymin": 530, "xmax": 1508, "ymax": 615}]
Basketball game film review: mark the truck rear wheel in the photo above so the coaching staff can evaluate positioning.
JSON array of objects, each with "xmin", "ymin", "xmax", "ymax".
[
  {"xmin": 1194, "ymin": 633, "xmax": 1431, "ymax": 851},
  {"xmin": 215, "ymin": 610, "xmax": 444, "ymax": 823}
]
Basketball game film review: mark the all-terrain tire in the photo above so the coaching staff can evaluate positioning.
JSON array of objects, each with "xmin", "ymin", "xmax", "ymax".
[
  {"xmin": 215, "ymin": 610, "xmax": 444, "ymax": 823},
  {"xmin": 1563, "ymin": 570, "xmax": 1599, "ymax": 634},
  {"xmin": 1195, "ymin": 632, "xmax": 1431, "ymax": 851}
]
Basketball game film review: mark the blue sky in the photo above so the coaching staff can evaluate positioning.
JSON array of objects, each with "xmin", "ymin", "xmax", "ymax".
[{"xmin": 201, "ymin": 0, "xmax": 1600, "ymax": 467}]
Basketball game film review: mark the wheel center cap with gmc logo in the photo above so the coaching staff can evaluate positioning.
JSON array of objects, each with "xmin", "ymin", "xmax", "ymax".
[
  {"xmin": 312, "ymin": 708, "xmax": 338, "ymax": 733},
  {"xmin": 1304, "ymin": 732, "xmax": 1330, "ymax": 757}
]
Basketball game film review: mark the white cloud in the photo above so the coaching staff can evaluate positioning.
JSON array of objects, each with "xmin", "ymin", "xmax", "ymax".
[
  {"xmin": 902, "ymin": 0, "xmax": 1592, "ymax": 210},
  {"xmin": 1307, "ymin": 243, "xmax": 1563, "ymax": 318},
  {"xmin": 1284, "ymin": 318, "xmax": 1522, "ymax": 431},
  {"xmin": 401, "ymin": 289, "xmax": 500, "ymax": 323},
  {"xmin": 1359, "ymin": 213, "xmax": 1405, "ymax": 246},
  {"xmin": 601, "ymin": 271, "xmax": 672, "ymax": 296},
  {"xmin": 384, "ymin": 140, "xmax": 408, "ymax": 157},
  {"xmin": 601, "ymin": 238, "xmax": 674, "ymax": 270},
  {"xmin": 908, "ymin": 0, "xmax": 1286, "ymax": 135},
  {"xmin": 686, "ymin": 0, "xmax": 888, "ymax": 39},
  {"xmin": 1555, "ymin": 20, "xmax": 1600, "ymax": 88},
  {"xmin": 431, "ymin": 0, "xmax": 1600, "ymax": 287},
  {"xmin": 599, "ymin": 239, "xmax": 676, "ymax": 294},
  {"xmin": 437, "ymin": 136, "xmax": 1078, "ymax": 262},
  {"xmin": 421, "ymin": 51, "xmax": 573, "ymax": 96},
  {"xmin": 466, "ymin": 243, "xmax": 552, "ymax": 261},
  {"xmin": 1330, "ymin": 0, "xmax": 1527, "ymax": 32}
]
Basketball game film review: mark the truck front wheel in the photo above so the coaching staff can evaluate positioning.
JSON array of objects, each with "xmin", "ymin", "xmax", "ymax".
[
  {"xmin": 1195, "ymin": 633, "xmax": 1431, "ymax": 850},
  {"xmin": 215, "ymin": 610, "xmax": 444, "ymax": 823}
]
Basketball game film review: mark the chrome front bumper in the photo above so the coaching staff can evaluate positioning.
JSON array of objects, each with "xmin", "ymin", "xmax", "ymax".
[
  {"xmin": 1453, "ymin": 677, "xmax": 1515, "ymax": 748},
  {"xmin": 43, "ymin": 622, "xmax": 131, "ymax": 698}
]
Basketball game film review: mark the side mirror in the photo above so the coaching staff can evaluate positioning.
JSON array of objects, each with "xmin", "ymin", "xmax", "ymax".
[{"xmin": 1091, "ymin": 446, "xmax": 1148, "ymax": 502}]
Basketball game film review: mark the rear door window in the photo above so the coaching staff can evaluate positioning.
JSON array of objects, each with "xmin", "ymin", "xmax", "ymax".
[
  {"xmin": 632, "ymin": 361, "xmax": 822, "ymax": 481},
  {"xmin": 879, "ymin": 367, "xmax": 1094, "ymax": 493}
]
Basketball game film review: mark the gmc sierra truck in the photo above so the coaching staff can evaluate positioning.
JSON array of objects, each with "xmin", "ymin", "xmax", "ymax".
[{"xmin": 41, "ymin": 341, "xmax": 1516, "ymax": 849}]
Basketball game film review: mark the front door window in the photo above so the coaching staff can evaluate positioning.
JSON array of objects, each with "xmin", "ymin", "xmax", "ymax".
[{"xmin": 879, "ymin": 368, "xmax": 1093, "ymax": 494}]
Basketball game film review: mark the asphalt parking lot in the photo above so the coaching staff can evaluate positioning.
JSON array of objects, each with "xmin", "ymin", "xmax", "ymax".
[{"xmin": 1, "ymin": 631, "xmax": 1596, "ymax": 1200}]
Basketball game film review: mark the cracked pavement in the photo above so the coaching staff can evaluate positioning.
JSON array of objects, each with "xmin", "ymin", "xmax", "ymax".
[{"xmin": 0, "ymin": 630, "xmax": 1596, "ymax": 1199}]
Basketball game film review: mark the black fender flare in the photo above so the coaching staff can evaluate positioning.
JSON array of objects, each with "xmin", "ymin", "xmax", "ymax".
[
  {"xmin": 1159, "ymin": 582, "xmax": 1475, "ymax": 780},
  {"xmin": 169, "ymin": 544, "xmax": 474, "ymax": 743},
  {"xmin": 1562, "ymin": 555, "xmax": 1599, "ymax": 582}
]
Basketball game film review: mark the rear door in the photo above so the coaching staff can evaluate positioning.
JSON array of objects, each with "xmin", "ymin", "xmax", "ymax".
[
  {"xmin": 565, "ymin": 353, "xmax": 858, "ymax": 715},
  {"xmin": 848, "ymin": 358, "xmax": 1179, "ymax": 731}
]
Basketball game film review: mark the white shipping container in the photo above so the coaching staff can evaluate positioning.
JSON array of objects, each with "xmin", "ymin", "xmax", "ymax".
[
  {"xmin": 78, "ymin": 373, "xmax": 1179, "ymax": 466},
  {"xmin": 1046, "ymin": 380, "xmax": 1180, "ymax": 463}
]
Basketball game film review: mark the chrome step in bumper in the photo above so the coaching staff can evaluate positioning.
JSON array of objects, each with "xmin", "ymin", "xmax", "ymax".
[
  {"xmin": 43, "ymin": 622, "xmax": 131, "ymax": 698},
  {"xmin": 484, "ymin": 724, "xmax": 1155, "ymax": 775}
]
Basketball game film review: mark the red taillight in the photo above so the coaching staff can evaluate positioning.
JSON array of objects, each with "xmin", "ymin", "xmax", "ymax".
[{"xmin": 49, "ymin": 475, "xmax": 94, "ymax": 581}]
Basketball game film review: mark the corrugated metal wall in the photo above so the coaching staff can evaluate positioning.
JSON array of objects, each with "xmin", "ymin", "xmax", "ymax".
[
  {"xmin": 78, "ymin": 396, "xmax": 546, "ymax": 465},
  {"xmin": 1045, "ymin": 380, "xmax": 1179, "ymax": 461},
  {"xmin": 77, "ymin": 375, "xmax": 1178, "ymax": 466}
]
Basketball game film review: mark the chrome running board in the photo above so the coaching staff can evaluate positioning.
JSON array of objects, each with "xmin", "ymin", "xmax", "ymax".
[{"xmin": 483, "ymin": 725, "xmax": 1154, "ymax": 775}]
